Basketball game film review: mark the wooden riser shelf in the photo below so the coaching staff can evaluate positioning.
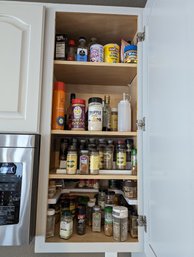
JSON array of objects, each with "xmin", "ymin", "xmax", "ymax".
[{"xmin": 51, "ymin": 130, "xmax": 137, "ymax": 137}]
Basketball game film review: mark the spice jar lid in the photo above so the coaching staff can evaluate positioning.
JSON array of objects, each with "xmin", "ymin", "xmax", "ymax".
[
  {"xmin": 93, "ymin": 205, "xmax": 101, "ymax": 212},
  {"xmin": 112, "ymin": 206, "xmax": 128, "ymax": 218},
  {"xmin": 54, "ymin": 81, "xmax": 65, "ymax": 91},
  {"xmin": 87, "ymin": 201, "xmax": 95, "ymax": 207},
  {"xmin": 88, "ymin": 97, "xmax": 102, "ymax": 104},
  {"xmin": 111, "ymin": 107, "xmax": 118, "ymax": 112},
  {"xmin": 107, "ymin": 191, "xmax": 115, "ymax": 196},
  {"xmin": 69, "ymin": 39, "xmax": 75, "ymax": 46},
  {"xmin": 47, "ymin": 208, "xmax": 55, "ymax": 216},
  {"xmin": 104, "ymin": 206, "xmax": 113, "ymax": 213},
  {"xmin": 124, "ymin": 44, "xmax": 137, "ymax": 52},
  {"xmin": 62, "ymin": 210, "xmax": 72, "ymax": 217},
  {"xmin": 72, "ymin": 98, "xmax": 85, "ymax": 105},
  {"xmin": 80, "ymin": 150, "xmax": 89, "ymax": 154}
]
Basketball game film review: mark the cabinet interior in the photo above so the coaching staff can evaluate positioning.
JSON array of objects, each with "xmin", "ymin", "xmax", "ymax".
[{"xmin": 47, "ymin": 11, "xmax": 139, "ymax": 244}]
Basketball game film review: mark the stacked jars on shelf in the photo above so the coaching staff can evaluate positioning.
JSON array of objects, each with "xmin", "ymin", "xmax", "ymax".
[
  {"xmin": 58, "ymin": 137, "xmax": 137, "ymax": 175},
  {"xmin": 47, "ymin": 189, "xmax": 138, "ymax": 241}
]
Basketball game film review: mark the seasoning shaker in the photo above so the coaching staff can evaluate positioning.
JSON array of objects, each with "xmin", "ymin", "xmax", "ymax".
[{"xmin": 112, "ymin": 206, "xmax": 128, "ymax": 242}]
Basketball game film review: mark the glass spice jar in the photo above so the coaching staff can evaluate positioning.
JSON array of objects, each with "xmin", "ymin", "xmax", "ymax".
[
  {"xmin": 79, "ymin": 150, "xmax": 89, "ymax": 174},
  {"xmin": 116, "ymin": 140, "xmax": 127, "ymax": 170},
  {"xmin": 76, "ymin": 204, "xmax": 86, "ymax": 235},
  {"xmin": 89, "ymin": 149, "xmax": 100, "ymax": 174},
  {"xmin": 111, "ymin": 107, "xmax": 118, "ymax": 131},
  {"xmin": 60, "ymin": 210, "xmax": 73, "ymax": 240},
  {"xmin": 113, "ymin": 206, "xmax": 128, "ymax": 242},
  {"xmin": 66, "ymin": 146, "xmax": 77, "ymax": 174},
  {"xmin": 71, "ymin": 98, "xmax": 86, "ymax": 130},
  {"xmin": 92, "ymin": 205, "xmax": 101, "ymax": 232},
  {"xmin": 104, "ymin": 145, "xmax": 113, "ymax": 170},
  {"xmin": 87, "ymin": 200, "xmax": 95, "ymax": 226},
  {"xmin": 46, "ymin": 209, "xmax": 55, "ymax": 238},
  {"xmin": 104, "ymin": 206, "xmax": 113, "ymax": 237}
]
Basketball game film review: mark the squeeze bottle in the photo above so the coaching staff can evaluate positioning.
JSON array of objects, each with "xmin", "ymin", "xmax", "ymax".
[{"xmin": 118, "ymin": 93, "xmax": 131, "ymax": 132}]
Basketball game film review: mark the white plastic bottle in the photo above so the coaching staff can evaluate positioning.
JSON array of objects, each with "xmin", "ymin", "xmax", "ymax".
[{"xmin": 118, "ymin": 93, "xmax": 131, "ymax": 131}]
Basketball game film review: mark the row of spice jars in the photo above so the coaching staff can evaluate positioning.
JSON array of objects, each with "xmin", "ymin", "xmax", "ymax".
[
  {"xmin": 55, "ymin": 34, "xmax": 137, "ymax": 64},
  {"xmin": 59, "ymin": 138, "xmax": 137, "ymax": 173}
]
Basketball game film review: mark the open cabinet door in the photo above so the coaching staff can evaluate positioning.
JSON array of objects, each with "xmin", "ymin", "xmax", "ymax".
[{"xmin": 141, "ymin": 0, "xmax": 194, "ymax": 257}]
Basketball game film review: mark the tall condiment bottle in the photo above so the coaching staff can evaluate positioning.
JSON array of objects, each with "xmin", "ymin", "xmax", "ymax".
[
  {"xmin": 52, "ymin": 81, "xmax": 65, "ymax": 130},
  {"xmin": 103, "ymin": 95, "xmax": 111, "ymax": 131},
  {"xmin": 118, "ymin": 93, "xmax": 131, "ymax": 132}
]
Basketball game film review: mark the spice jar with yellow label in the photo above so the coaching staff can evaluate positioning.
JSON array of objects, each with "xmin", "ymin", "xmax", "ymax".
[
  {"xmin": 66, "ymin": 146, "xmax": 77, "ymax": 174},
  {"xmin": 116, "ymin": 140, "xmax": 126, "ymax": 170},
  {"xmin": 90, "ymin": 149, "xmax": 99, "ymax": 174}
]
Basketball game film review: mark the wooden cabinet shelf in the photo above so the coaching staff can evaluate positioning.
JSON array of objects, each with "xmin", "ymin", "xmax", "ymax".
[
  {"xmin": 51, "ymin": 130, "xmax": 137, "ymax": 137},
  {"xmin": 54, "ymin": 61, "xmax": 137, "ymax": 86},
  {"xmin": 49, "ymin": 174, "xmax": 137, "ymax": 180}
]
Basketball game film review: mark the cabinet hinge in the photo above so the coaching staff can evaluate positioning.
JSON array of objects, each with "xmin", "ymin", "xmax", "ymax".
[
  {"xmin": 137, "ymin": 215, "xmax": 147, "ymax": 232},
  {"xmin": 136, "ymin": 117, "xmax": 145, "ymax": 131},
  {"xmin": 137, "ymin": 31, "xmax": 145, "ymax": 42}
]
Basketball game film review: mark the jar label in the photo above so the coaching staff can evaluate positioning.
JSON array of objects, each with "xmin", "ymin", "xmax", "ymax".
[
  {"xmin": 67, "ymin": 154, "xmax": 77, "ymax": 173},
  {"xmin": 77, "ymin": 48, "xmax": 88, "ymax": 62},
  {"xmin": 111, "ymin": 113, "xmax": 118, "ymax": 131},
  {"xmin": 105, "ymin": 213, "xmax": 113, "ymax": 224},
  {"xmin": 60, "ymin": 220, "xmax": 73, "ymax": 239},
  {"xmin": 88, "ymin": 105, "xmax": 102, "ymax": 131},
  {"xmin": 90, "ymin": 155, "xmax": 99, "ymax": 171},
  {"xmin": 116, "ymin": 152, "xmax": 126, "ymax": 168},
  {"xmin": 99, "ymin": 151, "xmax": 104, "ymax": 169}
]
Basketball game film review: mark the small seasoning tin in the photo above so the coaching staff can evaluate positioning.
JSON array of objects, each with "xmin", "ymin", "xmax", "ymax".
[
  {"xmin": 79, "ymin": 150, "xmax": 89, "ymax": 174},
  {"xmin": 88, "ymin": 97, "xmax": 103, "ymax": 131},
  {"xmin": 124, "ymin": 45, "xmax": 137, "ymax": 63},
  {"xmin": 104, "ymin": 43, "xmax": 120, "ymax": 63},
  {"xmin": 71, "ymin": 98, "xmax": 85, "ymax": 130},
  {"xmin": 90, "ymin": 44, "xmax": 104, "ymax": 62}
]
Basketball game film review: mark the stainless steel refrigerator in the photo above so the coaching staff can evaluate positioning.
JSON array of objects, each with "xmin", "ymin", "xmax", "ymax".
[{"xmin": 0, "ymin": 134, "xmax": 40, "ymax": 245}]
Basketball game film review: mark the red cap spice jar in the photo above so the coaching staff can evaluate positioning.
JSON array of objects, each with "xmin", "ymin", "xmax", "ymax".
[{"xmin": 71, "ymin": 98, "xmax": 85, "ymax": 130}]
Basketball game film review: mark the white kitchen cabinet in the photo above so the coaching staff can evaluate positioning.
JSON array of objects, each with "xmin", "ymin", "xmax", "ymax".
[
  {"xmin": 32, "ymin": 0, "xmax": 194, "ymax": 257},
  {"xmin": 0, "ymin": 2, "xmax": 44, "ymax": 133}
]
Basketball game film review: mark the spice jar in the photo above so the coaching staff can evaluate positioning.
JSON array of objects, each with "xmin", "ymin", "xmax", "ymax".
[
  {"xmin": 60, "ymin": 210, "xmax": 73, "ymax": 240},
  {"xmin": 111, "ymin": 108, "xmax": 118, "ymax": 131},
  {"xmin": 76, "ymin": 204, "xmax": 86, "ymax": 235},
  {"xmin": 92, "ymin": 205, "xmax": 101, "ymax": 232},
  {"xmin": 113, "ymin": 206, "xmax": 128, "ymax": 242},
  {"xmin": 116, "ymin": 140, "xmax": 127, "ymax": 170},
  {"xmin": 124, "ymin": 45, "xmax": 137, "ymax": 63},
  {"xmin": 71, "ymin": 98, "xmax": 85, "ymax": 130},
  {"xmin": 98, "ymin": 190, "xmax": 106, "ymax": 210},
  {"xmin": 104, "ymin": 145, "xmax": 113, "ymax": 170},
  {"xmin": 123, "ymin": 180, "xmax": 137, "ymax": 199},
  {"xmin": 97, "ymin": 139, "xmax": 106, "ymax": 169},
  {"xmin": 79, "ymin": 150, "xmax": 89, "ymax": 174},
  {"xmin": 87, "ymin": 201, "xmax": 95, "ymax": 226},
  {"xmin": 66, "ymin": 146, "xmax": 77, "ymax": 174},
  {"xmin": 104, "ymin": 206, "xmax": 113, "ymax": 237},
  {"xmin": 88, "ymin": 97, "xmax": 103, "ymax": 131},
  {"xmin": 46, "ymin": 209, "xmax": 55, "ymax": 238},
  {"xmin": 131, "ymin": 148, "xmax": 137, "ymax": 175},
  {"xmin": 105, "ymin": 191, "xmax": 115, "ymax": 206},
  {"xmin": 89, "ymin": 150, "xmax": 99, "ymax": 174},
  {"xmin": 129, "ymin": 211, "xmax": 138, "ymax": 238}
]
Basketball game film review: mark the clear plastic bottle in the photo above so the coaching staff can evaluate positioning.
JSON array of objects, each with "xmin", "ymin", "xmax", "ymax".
[
  {"xmin": 118, "ymin": 93, "xmax": 131, "ymax": 132},
  {"xmin": 76, "ymin": 37, "xmax": 88, "ymax": 62},
  {"xmin": 46, "ymin": 209, "xmax": 55, "ymax": 238}
]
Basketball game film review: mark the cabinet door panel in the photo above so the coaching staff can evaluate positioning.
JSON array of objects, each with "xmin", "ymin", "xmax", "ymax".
[
  {"xmin": 143, "ymin": 0, "xmax": 194, "ymax": 257},
  {"xmin": 0, "ymin": 3, "xmax": 44, "ymax": 132}
]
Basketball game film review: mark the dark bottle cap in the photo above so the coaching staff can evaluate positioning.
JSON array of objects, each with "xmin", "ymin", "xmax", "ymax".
[{"xmin": 88, "ymin": 97, "xmax": 102, "ymax": 104}]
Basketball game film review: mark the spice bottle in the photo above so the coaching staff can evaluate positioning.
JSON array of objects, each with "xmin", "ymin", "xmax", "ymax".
[
  {"xmin": 46, "ymin": 209, "xmax": 55, "ymax": 238},
  {"xmin": 116, "ymin": 140, "xmax": 127, "ymax": 170},
  {"xmin": 79, "ymin": 150, "xmax": 89, "ymax": 174},
  {"xmin": 66, "ymin": 146, "xmax": 77, "ymax": 174},
  {"xmin": 60, "ymin": 210, "xmax": 73, "ymax": 240},
  {"xmin": 113, "ymin": 206, "xmax": 128, "ymax": 242},
  {"xmin": 66, "ymin": 93, "xmax": 76, "ymax": 130},
  {"xmin": 89, "ymin": 149, "xmax": 99, "ymax": 174},
  {"xmin": 60, "ymin": 138, "xmax": 69, "ymax": 168},
  {"xmin": 97, "ymin": 139, "xmax": 106, "ymax": 169},
  {"xmin": 126, "ymin": 139, "xmax": 133, "ymax": 169},
  {"xmin": 103, "ymin": 95, "xmax": 111, "ymax": 131},
  {"xmin": 71, "ymin": 98, "xmax": 85, "ymax": 130},
  {"xmin": 87, "ymin": 200, "xmax": 95, "ymax": 226},
  {"xmin": 104, "ymin": 206, "xmax": 113, "ymax": 237},
  {"xmin": 76, "ymin": 37, "xmax": 88, "ymax": 62},
  {"xmin": 92, "ymin": 205, "xmax": 101, "ymax": 232},
  {"xmin": 131, "ymin": 148, "xmax": 137, "ymax": 175},
  {"xmin": 111, "ymin": 108, "xmax": 118, "ymax": 131},
  {"xmin": 88, "ymin": 97, "xmax": 103, "ymax": 131},
  {"xmin": 51, "ymin": 81, "xmax": 65, "ymax": 130},
  {"xmin": 55, "ymin": 34, "xmax": 67, "ymax": 60},
  {"xmin": 104, "ymin": 145, "xmax": 113, "ymax": 170},
  {"xmin": 67, "ymin": 39, "xmax": 76, "ymax": 61},
  {"xmin": 76, "ymin": 204, "xmax": 86, "ymax": 235}
]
